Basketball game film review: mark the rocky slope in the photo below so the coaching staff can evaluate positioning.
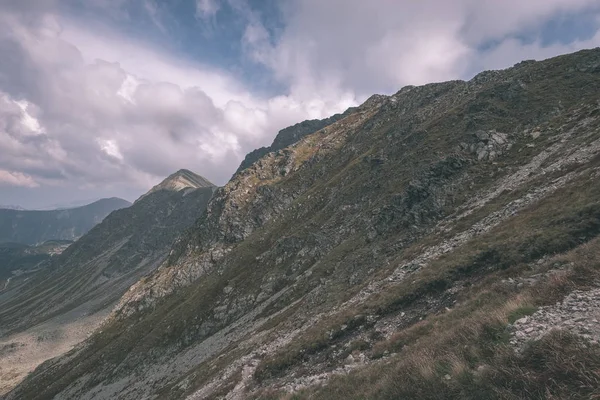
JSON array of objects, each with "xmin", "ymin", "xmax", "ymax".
[
  {"xmin": 0, "ymin": 170, "xmax": 215, "ymax": 395},
  {"xmin": 0, "ymin": 198, "xmax": 131, "ymax": 245},
  {"xmin": 8, "ymin": 48, "xmax": 600, "ymax": 400},
  {"xmin": 234, "ymin": 109, "xmax": 356, "ymax": 175}
]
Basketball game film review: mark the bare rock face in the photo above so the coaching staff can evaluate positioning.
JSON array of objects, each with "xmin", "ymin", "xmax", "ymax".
[
  {"xmin": 233, "ymin": 108, "xmax": 358, "ymax": 176},
  {"xmin": 8, "ymin": 48, "xmax": 600, "ymax": 400},
  {"xmin": 462, "ymin": 130, "xmax": 512, "ymax": 161}
]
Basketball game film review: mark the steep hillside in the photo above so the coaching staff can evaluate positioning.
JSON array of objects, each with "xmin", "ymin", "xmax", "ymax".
[
  {"xmin": 0, "ymin": 198, "xmax": 131, "ymax": 245},
  {"xmin": 0, "ymin": 170, "xmax": 215, "ymax": 395},
  {"xmin": 9, "ymin": 48, "xmax": 600, "ymax": 400}
]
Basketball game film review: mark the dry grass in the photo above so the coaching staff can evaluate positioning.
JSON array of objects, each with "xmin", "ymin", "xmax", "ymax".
[
  {"xmin": 253, "ymin": 171, "xmax": 600, "ymax": 389},
  {"xmin": 274, "ymin": 237, "xmax": 600, "ymax": 400}
]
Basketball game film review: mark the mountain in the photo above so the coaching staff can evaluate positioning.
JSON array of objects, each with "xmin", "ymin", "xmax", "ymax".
[
  {"xmin": 234, "ymin": 109, "xmax": 356, "ymax": 175},
  {"xmin": 8, "ymin": 48, "xmax": 600, "ymax": 400},
  {"xmin": 0, "ymin": 197, "xmax": 132, "ymax": 245},
  {"xmin": 139, "ymin": 169, "xmax": 215, "ymax": 201},
  {"xmin": 0, "ymin": 170, "xmax": 215, "ymax": 395},
  {"xmin": 0, "ymin": 205, "xmax": 26, "ymax": 211}
]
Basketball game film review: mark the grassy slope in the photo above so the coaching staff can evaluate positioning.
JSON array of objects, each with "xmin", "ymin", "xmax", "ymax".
[
  {"xmin": 9, "ymin": 49, "xmax": 600, "ymax": 400},
  {"xmin": 256, "ymin": 171, "xmax": 600, "ymax": 400}
]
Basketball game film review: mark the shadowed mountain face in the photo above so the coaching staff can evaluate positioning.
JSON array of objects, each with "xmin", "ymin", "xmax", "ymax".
[
  {"xmin": 0, "ymin": 198, "xmax": 132, "ymax": 245},
  {"xmin": 8, "ymin": 49, "xmax": 600, "ymax": 400},
  {"xmin": 0, "ymin": 170, "xmax": 216, "ymax": 394},
  {"xmin": 0, "ymin": 240, "xmax": 72, "ymax": 283}
]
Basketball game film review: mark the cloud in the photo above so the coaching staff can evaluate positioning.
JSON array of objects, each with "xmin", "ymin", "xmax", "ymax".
[
  {"xmin": 0, "ymin": 170, "xmax": 39, "ymax": 188},
  {"xmin": 244, "ymin": 0, "xmax": 600, "ymax": 99},
  {"xmin": 475, "ymin": 30, "xmax": 600, "ymax": 72},
  {"xmin": 0, "ymin": 3, "xmax": 351, "ymax": 193},
  {"xmin": 195, "ymin": 0, "xmax": 220, "ymax": 19},
  {"xmin": 460, "ymin": 0, "xmax": 598, "ymax": 44},
  {"xmin": 143, "ymin": 0, "xmax": 167, "ymax": 33},
  {"xmin": 98, "ymin": 138, "xmax": 123, "ymax": 160}
]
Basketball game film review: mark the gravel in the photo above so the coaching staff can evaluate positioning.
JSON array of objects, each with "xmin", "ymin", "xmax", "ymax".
[{"xmin": 509, "ymin": 289, "xmax": 600, "ymax": 350}]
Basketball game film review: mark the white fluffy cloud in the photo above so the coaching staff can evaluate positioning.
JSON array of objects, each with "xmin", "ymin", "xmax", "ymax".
[
  {"xmin": 0, "ymin": 5, "xmax": 352, "ymax": 194},
  {"xmin": 0, "ymin": 170, "xmax": 38, "ymax": 188},
  {"xmin": 0, "ymin": 0, "xmax": 599, "ymax": 203}
]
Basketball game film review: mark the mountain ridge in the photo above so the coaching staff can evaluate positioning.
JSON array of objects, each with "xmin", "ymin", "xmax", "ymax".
[
  {"xmin": 137, "ymin": 169, "xmax": 214, "ymax": 202},
  {"xmin": 8, "ymin": 48, "xmax": 600, "ymax": 399}
]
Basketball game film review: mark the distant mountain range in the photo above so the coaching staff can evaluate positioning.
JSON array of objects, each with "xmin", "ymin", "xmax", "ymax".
[
  {"xmin": 0, "ymin": 205, "xmax": 26, "ymax": 211},
  {"xmin": 0, "ymin": 197, "xmax": 131, "ymax": 245},
  {"xmin": 33, "ymin": 198, "xmax": 114, "ymax": 211}
]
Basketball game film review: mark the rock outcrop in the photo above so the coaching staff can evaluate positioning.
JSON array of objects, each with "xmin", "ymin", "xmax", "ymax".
[{"xmin": 510, "ymin": 289, "xmax": 600, "ymax": 349}]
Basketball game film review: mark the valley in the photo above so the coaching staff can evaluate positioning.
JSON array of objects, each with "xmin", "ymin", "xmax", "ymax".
[{"xmin": 0, "ymin": 172, "xmax": 215, "ymax": 395}]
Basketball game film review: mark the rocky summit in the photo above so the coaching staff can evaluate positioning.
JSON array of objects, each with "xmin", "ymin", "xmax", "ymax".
[
  {"xmin": 6, "ymin": 48, "xmax": 600, "ymax": 400},
  {"xmin": 141, "ymin": 169, "xmax": 216, "ymax": 200}
]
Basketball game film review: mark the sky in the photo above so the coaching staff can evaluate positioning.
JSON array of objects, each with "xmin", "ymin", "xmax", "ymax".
[{"xmin": 1, "ymin": 0, "xmax": 600, "ymax": 208}]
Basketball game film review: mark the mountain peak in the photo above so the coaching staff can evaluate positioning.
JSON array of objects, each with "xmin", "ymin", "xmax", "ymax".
[
  {"xmin": 143, "ymin": 169, "xmax": 215, "ymax": 199},
  {"xmin": 161, "ymin": 169, "xmax": 214, "ymax": 189}
]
